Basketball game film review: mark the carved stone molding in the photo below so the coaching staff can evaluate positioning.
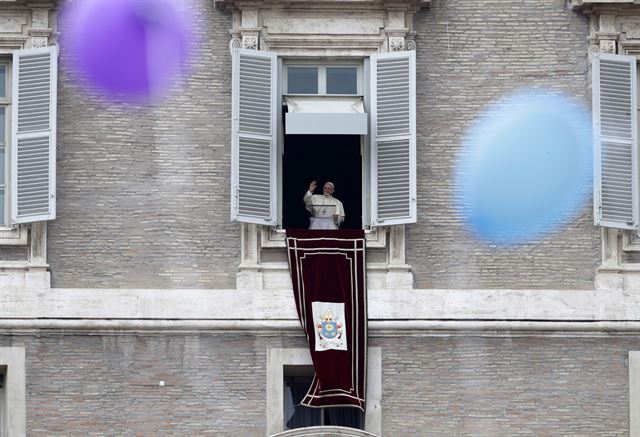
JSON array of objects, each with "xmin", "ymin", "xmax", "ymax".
[
  {"xmin": 242, "ymin": 34, "xmax": 258, "ymax": 49},
  {"xmin": 600, "ymin": 39, "xmax": 616, "ymax": 53},
  {"xmin": 215, "ymin": 0, "xmax": 430, "ymax": 11},
  {"xmin": 388, "ymin": 36, "xmax": 405, "ymax": 51},
  {"xmin": 216, "ymin": 0, "xmax": 430, "ymax": 55}
]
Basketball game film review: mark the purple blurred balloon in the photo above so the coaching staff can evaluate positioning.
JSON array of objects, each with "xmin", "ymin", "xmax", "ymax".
[{"xmin": 63, "ymin": 0, "xmax": 192, "ymax": 103}]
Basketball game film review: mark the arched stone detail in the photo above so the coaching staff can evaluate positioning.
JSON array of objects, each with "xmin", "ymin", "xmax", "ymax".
[{"xmin": 270, "ymin": 426, "xmax": 380, "ymax": 437}]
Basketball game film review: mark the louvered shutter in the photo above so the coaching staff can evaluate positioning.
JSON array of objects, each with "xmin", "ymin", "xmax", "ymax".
[
  {"xmin": 370, "ymin": 51, "xmax": 417, "ymax": 226},
  {"xmin": 592, "ymin": 53, "xmax": 639, "ymax": 230},
  {"xmin": 11, "ymin": 45, "xmax": 57, "ymax": 224},
  {"xmin": 231, "ymin": 48, "xmax": 278, "ymax": 225}
]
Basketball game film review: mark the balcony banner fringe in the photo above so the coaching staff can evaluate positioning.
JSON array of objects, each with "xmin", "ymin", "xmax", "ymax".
[{"xmin": 285, "ymin": 229, "xmax": 367, "ymax": 411}]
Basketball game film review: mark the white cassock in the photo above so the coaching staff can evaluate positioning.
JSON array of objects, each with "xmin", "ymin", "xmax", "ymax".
[{"xmin": 303, "ymin": 191, "xmax": 345, "ymax": 230}]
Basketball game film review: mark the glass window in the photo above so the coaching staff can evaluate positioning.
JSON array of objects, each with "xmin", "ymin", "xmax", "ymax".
[
  {"xmin": 326, "ymin": 67, "xmax": 358, "ymax": 94},
  {"xmin": 287, "ymin": 67, "xmax": 318, "ymax": 94},
  {"xmin": 0, "ymin": 65, "xmax": 6, "ymax": 98},
  {"xmin": 0, "ymin": 148, "xmax": 4, "ymax": 183},
  {"xmin": 0, "ymin": 107, "xmax": 5, "ymax": 144}
]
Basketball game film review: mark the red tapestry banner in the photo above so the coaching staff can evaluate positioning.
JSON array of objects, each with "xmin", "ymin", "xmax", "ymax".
[{"xmin": 286, "ymin": 229, "xmax": 367, "ymax": 411}]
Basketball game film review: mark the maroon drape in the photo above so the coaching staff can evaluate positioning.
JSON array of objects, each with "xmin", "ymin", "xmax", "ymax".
[{"xmin": 286, "ymin": 229, "xmax": 367, "ymax": 411}]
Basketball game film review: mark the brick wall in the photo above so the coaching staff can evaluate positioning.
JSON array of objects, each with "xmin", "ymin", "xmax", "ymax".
[
  {"xmin": 380, "ymin": 335, "xmax": 637, "ymax": 436},
  {"xmin": 0, "ymin": 334, "xmax": 637, "ymax": 436},
  {"xmin": 48, "ymin": 0, "xmax": 239, "ymax": 288},
  {"xmin": 39, "ymin": 0, "xmax": 601, "ymax": 289},
  {"xmin": 409, "ymin": 0, "xmax": 599, "ymax": 289}
]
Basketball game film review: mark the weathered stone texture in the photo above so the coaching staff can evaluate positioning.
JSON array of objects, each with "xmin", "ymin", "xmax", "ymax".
[
  {"xmin": 48, "ymin": 0, "xmax": 238, "ymax": 288},
  {"xmin": 0, "ymin": 334, "xmax": 637, "ymax": 436},
  {"xmin": 0, "ymin": 245, "xmax": 27, "ymax": 261},
  {"xmin": 409, "ymin": 0, "xmax": 599, "ymax": 289}
]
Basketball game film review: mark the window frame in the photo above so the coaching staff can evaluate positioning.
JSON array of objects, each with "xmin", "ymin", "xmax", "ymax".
[
  {"xmin": 631, "ymin": 351, "xmax": 640, "ymax": 437},
  {"xmin": 266, "ymin": 347, "xmax": 382, "ymax": 436},
  {"xmin": 0, "ymin": 347, "xmax": 26, "ymax": 437},
  {"xmin": 278, "ymin": 57, "xmax": 370, "ymax": 229},
  {"xmin": 0, "ymin": 55, "xmax": 26, "ymax": 245},
  {"xmin": 0, "ymin": 58, "xmax": 11, "ymax": 229},
  {"xmin": 232, "ymin": 50, "xmax": 417, "ymax": 232}
]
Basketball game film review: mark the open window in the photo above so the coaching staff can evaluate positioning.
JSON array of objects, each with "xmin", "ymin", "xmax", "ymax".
[
  {"xmin": 592, "ymin": 52, "xmax": 639, "ymax": 230},
  {"xmin": 231, "ymin": 48, "xmax": 416, "ymax": 229},
  {"xmin": 0, "ymin": 46, "xmax": 58, "ymax": 228}
]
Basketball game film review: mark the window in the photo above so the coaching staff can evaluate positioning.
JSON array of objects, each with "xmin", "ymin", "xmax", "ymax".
[
  {"xmin": 0, "ymin": 60, "xmax": 8, "ymax": 226},
  {"xmin": 0, "ymin": 45, "xmax": 58, "ymax": 230},
  {"xmin": 592, "ymin": 52, "xmax": 639, "ymax": 230},
  {"xmin": 0, "ymin": 347, "xmax": 26, "ymax": 437},
  {"xmin": 231, "ymin": 49, "xmax": 417, "ymax": 229},
  {"xmin": 266, "ymin": 348, "xmax": 381, "ymax": 436},
  {"xmin": 284, "ymin": 63, "xmax": 362, "ymax": 96}
]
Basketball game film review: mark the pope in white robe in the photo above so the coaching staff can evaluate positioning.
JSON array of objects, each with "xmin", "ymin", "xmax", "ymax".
[{"xmin": 303, "ymin": 181, "xmax": 345, "ymax": 230}]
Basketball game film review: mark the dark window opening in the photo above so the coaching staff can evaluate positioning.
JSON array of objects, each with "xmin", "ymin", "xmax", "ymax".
[
  {"xmin": 283, "ymin": 134, "xmax": 362, "ymax": 230},
  {"xmin": 284, "ymin": 371, "xmax": 364, "ymax": 430}
]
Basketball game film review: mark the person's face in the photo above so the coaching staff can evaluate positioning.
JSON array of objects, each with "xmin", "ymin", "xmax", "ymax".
[{"xmin": 323, "ymin": 183, "xmax": 334, "ymax": 196}]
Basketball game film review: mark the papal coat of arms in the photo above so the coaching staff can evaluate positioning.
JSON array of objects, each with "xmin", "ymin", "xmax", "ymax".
[{"xmin": 311, "ymin": 302, "xmax": 347, "ymax": 351}]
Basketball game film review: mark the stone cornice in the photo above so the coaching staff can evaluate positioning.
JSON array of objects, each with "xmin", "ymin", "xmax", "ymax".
[
  {"xmin": 214, "ymin": 0, "xmax": 431, "ymax": 12},
  {"xmin": 2, "ymin": 319, "xmax": 640, "ymax": 336},
  {"xmin": 570, "ymin": 0, "xmax": 639, "ymax": 14}
]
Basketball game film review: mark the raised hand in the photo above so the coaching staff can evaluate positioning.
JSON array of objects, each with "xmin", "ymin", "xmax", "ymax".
[{"xmin": 309, "ymin": 180, "xmax": 317, "ymax": 192}]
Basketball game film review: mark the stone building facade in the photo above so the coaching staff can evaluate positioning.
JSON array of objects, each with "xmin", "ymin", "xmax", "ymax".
[{"xmin": 0, "ymin": 0, "xmax": 639, "ymax": 436}]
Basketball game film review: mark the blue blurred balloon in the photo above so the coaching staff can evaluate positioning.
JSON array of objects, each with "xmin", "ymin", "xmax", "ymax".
[{"xmin": 455, "ymin": 89, "xmax": 593, "ymax": 245}]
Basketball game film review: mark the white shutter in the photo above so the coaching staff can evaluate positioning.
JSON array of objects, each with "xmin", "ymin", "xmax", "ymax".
[
  {"xmin": 231, "ymin": 48, "xmax": 278, "ymax": 225},
  {"xmin": 592, "ymin": 53, "xmax": 639, "ymax": 230},
  {"xmin": 11, "ymin": 45, "xmax": 57, "ymax": 224},
  {"xmin": 370, "ymin": 50, "xmax": 417, "ymax": 226}
]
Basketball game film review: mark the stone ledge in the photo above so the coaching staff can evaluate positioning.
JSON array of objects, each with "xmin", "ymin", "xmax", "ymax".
[
  {"xmin": 214, "ymin": 0, "xmax": 431, "ymax": 12},
  {"xmin": 2, "ymin": 287, "xmax": 639, "ymax": 321},
  {"xmin": 2, "ymin": 319, "xmax": 640, "ymax": 336}
]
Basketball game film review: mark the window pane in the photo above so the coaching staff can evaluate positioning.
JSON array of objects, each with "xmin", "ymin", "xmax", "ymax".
[
  {"xmin": 288, "ymin": 67, "xmax": 318, "ymax": 94},
  {"xmin": 0, "ymin": 107, "xmax": 5, "ymax": 144},
  {"xmin": 0, "ymin": 66, "xmax": 5, "ymax": 98},
  {"xmin": 326, "ymin": 67, "xmax": 358, "ymax": 94},
  {"xmin": 0, "ymin": 189, "xmax": 4, "ymax": 226}
]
